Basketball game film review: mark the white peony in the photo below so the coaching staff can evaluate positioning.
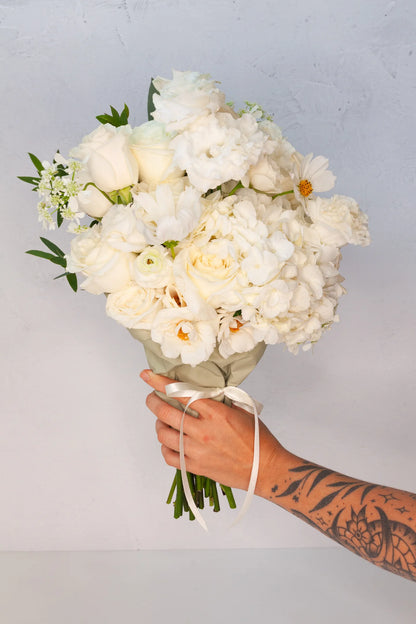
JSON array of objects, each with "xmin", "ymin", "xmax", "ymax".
[
  {"xmin": 70, "ymin": 124, "xmax": 138, "ymax": 192},
  {"xmin": 152, "ymin": 70, "xmax": 226, "ymax": 132},
  {"xmin": 132, "ymin": 245, "xmax": 173, "ymax": 288},
  {"xmin": 170, "ymin": 113, "xmax": 273, "ymax": 193},
  {"xmin": 132, "ymin": 181, "xmax": 203, "ymax": 245},
  {"xmin": 306, "ymin": 195, "xmax": 370, "ymax": 247},
  {"xmin": 66, "ymin": 225, "xmax": 134, "ymax": 295},
  {"xmin": 151, "ymin": 305, "xmax": 219, "ymax": 366},
  {"xmin": 106, "ymin": 282, "xmax": 163, "ymax": 329},
  {"xmin": 101, "ymin": 203, "xmax": 147, "ymax": 252},
  {"xmin": 130, "ymin": 121, "xmax": 184, "ymax": 185}
]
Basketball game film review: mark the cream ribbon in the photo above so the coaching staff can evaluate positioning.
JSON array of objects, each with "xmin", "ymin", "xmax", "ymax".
[{"xmin": 166, "ymin": 382, "xmax": 263, "ymax": 532}]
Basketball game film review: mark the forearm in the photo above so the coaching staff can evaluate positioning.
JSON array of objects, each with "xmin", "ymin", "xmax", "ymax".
[{"xmin": 258, "ymin": 449, "xmax": 416, "ymax": 582}]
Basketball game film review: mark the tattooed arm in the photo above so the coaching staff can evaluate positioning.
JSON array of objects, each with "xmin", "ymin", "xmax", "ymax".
[{"xmin": 141, "ymin": 370, "xmax": 416, "ymax": 582}]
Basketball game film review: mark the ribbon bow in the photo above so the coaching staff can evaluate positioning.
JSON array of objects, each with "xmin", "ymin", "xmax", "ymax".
[{"xmin": 166, "ymin": 382, "xmax": 263, "ymax": 531}]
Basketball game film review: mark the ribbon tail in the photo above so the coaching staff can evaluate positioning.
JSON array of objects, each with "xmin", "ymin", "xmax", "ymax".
[{"xmin": 179, "ymin": 403, "xmax": 208, "ymax": 532}]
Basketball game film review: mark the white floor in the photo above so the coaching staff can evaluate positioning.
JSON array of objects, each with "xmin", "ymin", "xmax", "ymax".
[{"xmin": 1, "ymin": 547, "xmax": 415, "ymax": 623}]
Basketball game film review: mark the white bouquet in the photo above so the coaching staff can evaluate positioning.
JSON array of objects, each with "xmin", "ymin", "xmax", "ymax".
[{"xmin": 21, "ymin": 70, "xmax": 370, "ymax": 522}]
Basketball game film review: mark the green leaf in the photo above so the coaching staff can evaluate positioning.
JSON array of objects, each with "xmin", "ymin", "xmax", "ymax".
[
  {"xmin": 57, "ymin": 209, "xmax": 63, "ymax": 228},
  {"xmin": 120, "ymin": 103, "xmax": 129, "ymax": 125},
  {"xmin": 26, "ymin": 249, "xmax": 67, "ymax": 267},
  {"xmin": 89, "ymin": 219, "xmax": 100, "ymax": 228},
  {"xmin": 40, "ymin": 237, "xmax": 65, "ymax": 257},
  {"xmin": 53, "ymin": 272, "xmax": 67, "ymax": 280},
  {"xmin": 233, "ymin": 310, "xmax": 242, "ymax": 317},
  {"xmin": 147, "ymin": 78, "xmax": 159, "ymax": 121},
  {"xmin": 28, "ymin": 152, "xmax": 44, "ymax": 173},
  {"xmin": 17, "ymin": 175, "xmax": 40, "ymax": 185},
  {"xmin": 66, "ymin": 272, "xmax": 78, "ymax": 292},
  {"xmin": 96, "ymin": 104, "xmax": 130, "ymax": 128}
]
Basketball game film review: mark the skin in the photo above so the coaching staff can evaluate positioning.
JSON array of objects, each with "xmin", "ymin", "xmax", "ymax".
[{"xmin": 141, "ymin": 369, "xmax": 416, "ymax": 582}]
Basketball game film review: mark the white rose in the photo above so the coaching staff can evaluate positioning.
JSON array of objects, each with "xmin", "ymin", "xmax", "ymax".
[
  {"xmin": 132, "ymin": 245, "xmax": 173, "ymax": 288},
  {"xmin": 76, "ymin": 184, "xmax": 113, "ymax": 218},
  {"xmin": 70, "ymin": 124, "xmax": 138, "ymax": 192},
  {"xmin": 306, "ymin": 195, "xmax": 370, "ymax": 247},
  {"xmin": 174, "ymin": 240, "xmax": 241, "ymax": 311},
  {"xmin": 66, "ymin": 225, "xmax": 134, "ymax": 295},
  {"xmin": 106, "ymin": 283, "xmax": 163, "ymax": 329},
  {"xmin": 101, "ymin": 204, "xmax": 147, "ymax": 252},
  {"xmin": 130, "ymin": 121, "xmax": 184, "ymax": 185},
  {"xmin": 151, "ymin": 305, "xmax": 218, "ymax": 366}
]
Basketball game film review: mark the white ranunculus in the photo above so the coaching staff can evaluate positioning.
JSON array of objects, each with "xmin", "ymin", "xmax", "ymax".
[
  {"xmin": 306, "ymin": 195, "xmax": 370, "ymax": 247},
  {"xmin": 130, "ymin": 121, "xmax": 184, "ymax": 185},
  {"xmin": 174, "ymin": 240, "xmax": 241, "ymax": 311},
  {"xmin": 100, "ymin": 203, "xmax": 147, "ymax": 253},
  {"xmin": 66, "ymin": 225, "xmax": 134, "ymax": 295},
  {"xmin": 152, "ymin": 70, "xmax": 226, "ymax": 132},
  {"xmin": 218, "ymin": 314, "xmax": 259, "ymax": 359},
  {"xmin": 70, "ymin": 124, "xmax": 138, "ymax": 192},
  {"xmin": 241, "ymin": 247, "xmax": 280, "ymax": 286},
  {"xmin": 132, "ymin": 245, "xmax": 173, "ymax": 288},
  {"xmin": 106, "ymin": 282, "xmax": 163, "ymax": 329},
  {"xmin": 151, "ymin": 305, "xmax": 219, "ymax": 366},
  {"xmin": 170, "ymin": 113, "xmax": 272, "ymax": 193},
  {"xmin": 133, "ymin": 181, "xmax": 203, "ymax": 245}
]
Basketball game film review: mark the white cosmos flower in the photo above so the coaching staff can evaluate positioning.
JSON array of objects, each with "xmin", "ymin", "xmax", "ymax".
[
  {"xmin": 218, "ymin": 314, "xmax": 259, "ymax": 359},
  {"xmin": 152, "ymin": 70, "xmax": 226, "ymax": 132},
  {"xmin": 291, "ymin": 152, "xmax": 336, "ymax": 203},
  {"xmin": 170, "ymin": 113, "xmax": 272, "ymax": 193},
  {"xmin": 151, "ymin": 305, "xmax": 218, "ymax": 366},
  {"xmin": 132, "ymin": 181, "xmax": 203, "ymax": 245},
  {"xmin": 132, "ymin": 245, "xmax": 173, "ymax": 288},
  {"xmin": 106, "ymin": 282, "xmax": 163, "ymax": 329}
]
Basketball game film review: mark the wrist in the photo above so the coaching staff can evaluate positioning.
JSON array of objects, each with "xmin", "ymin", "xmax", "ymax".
[{"xmin": 255, "ymin": 443, "xmax": 301, "ymax": 500}]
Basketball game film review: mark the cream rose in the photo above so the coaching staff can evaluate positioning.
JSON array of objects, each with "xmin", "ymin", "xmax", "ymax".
[
  {"xmin": 130, "ymin": 121, "xmax": 184, "ymax": 185},
  {"xmin": 106, "ymin": 283, "xmax": 162, "ymax": 329},
  {"xmin": 174, "ymin": 240, "xmax": 241, "ymax": 310},
  {"xmin": 101, "ymin": 204, "xmax": 147, "ymax": 252},
  {"xmin": 66, "ymin": 225, "xmax": 134, "ymax": 295},
  {"xmin": 70, "ymin": 124, "xmax": 138, "ymax": 192}
]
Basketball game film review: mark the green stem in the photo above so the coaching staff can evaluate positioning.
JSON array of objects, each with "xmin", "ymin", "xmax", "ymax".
[
  {"xmin": 166, "ymin": 475, "xmax": 177, "ymax": 505},
  {"xmin": 174, "ymin": 470, "xmax": 183, "ymax": 519},
  {"xmin": 220, "ymin": 484, "xmax": 237, "ymax": 509},
  {"xmin": 271, "ymin": 189, "xmax": 295, "ymax": 199},
  {"xmin": 211, "ymin": 481, "xmax": 220, "ymax": 512},
  {"xmin": 227, "ymin": 181, "xmax": 244, "ymax": 196}
]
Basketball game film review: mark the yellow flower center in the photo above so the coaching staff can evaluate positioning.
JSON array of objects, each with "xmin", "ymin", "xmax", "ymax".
[
  {"xmin": 177, "ymin": 327, "xmax": 189, "ymax": 341},
  {"xmin": 298, "ymin": 179, "xmax": 313, "ymax": 197},
  {"xmin": 230, "ymin": 320, "xmax": 243, "ymax": 333}
]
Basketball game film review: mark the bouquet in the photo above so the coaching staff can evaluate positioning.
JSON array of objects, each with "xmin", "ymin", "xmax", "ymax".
[{"xmin": 21, "ymin": 70, "xmax": 370, "ymax": 524}]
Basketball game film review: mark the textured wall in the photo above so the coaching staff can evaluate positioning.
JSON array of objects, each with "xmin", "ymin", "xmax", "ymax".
[{"xmin": 1, "ymin": 0, "xmax": 415, "ymax": 550}]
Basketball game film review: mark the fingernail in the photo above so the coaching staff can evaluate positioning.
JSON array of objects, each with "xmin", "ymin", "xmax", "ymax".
[{"xmin": 140, "ymin": 369, "xmax": 151, "ymax": 382}]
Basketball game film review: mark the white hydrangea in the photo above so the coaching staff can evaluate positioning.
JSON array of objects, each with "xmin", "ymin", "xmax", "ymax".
[{"xmin": 170, "ymin": 113, "xmax": 273, "ymax": 193}]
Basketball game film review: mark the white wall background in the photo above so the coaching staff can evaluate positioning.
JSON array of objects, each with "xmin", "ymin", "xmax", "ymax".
[{"xmin": 1, "ymin": 0, "xmax": 415, "ymax": 551}]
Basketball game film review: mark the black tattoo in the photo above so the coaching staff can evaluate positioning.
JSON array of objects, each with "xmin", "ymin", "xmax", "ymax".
[{"xmin": 292, "ymin": 505, "xmax": 416, "ymax": 582}]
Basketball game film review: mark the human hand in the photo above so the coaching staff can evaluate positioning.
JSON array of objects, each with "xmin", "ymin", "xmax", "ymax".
[{"xmin": 140, "ymin": 369, "xmax": 287, "ymax": 496}]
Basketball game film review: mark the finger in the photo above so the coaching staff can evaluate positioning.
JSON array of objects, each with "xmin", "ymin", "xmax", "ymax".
[
  {"xmin": 160, "ymin": 445, "xmax": 198, "ymax": 475},
  {"xmin": 140, "ymin": 369, "xmax": 220, "ymax": 416},
  {"xmin": 146, "ymin": 392, "xmax": 199, "ymax": 436}
]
